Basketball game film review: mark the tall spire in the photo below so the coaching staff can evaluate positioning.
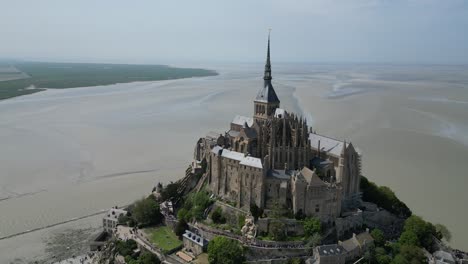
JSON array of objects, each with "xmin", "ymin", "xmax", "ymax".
[{"xmin": 264, "ymin": 29, "xmax": 272, "ymax": 80}]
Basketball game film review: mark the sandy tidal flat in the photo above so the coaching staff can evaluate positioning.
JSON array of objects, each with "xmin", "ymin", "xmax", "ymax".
[{"xmin": 1, "ymin": 63, "xmax": 468, "ymax": 263}]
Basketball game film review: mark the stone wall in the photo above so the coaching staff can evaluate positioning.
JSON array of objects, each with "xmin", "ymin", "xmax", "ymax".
[
  {"xmin": 245, "ymin": 246, "xmax": 311, "ymax": 260},
  {"xmin": 257, "ymin": 218, "xmax": 305, "ymax": 236},
  {"xmin": 213, "ymin": 201, "xmax": 248, "ymax": 228},
  {"xmin": 335, "ymin": 211, "xmax": 363, "ymax": 239}
]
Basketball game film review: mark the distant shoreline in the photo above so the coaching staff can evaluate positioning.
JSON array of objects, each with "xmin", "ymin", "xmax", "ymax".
[{"xmin": 0, "ymin": 61, "xmax": 218, "ymax": 100}]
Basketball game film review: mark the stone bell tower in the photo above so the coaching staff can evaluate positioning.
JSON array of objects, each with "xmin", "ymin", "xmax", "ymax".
[{"xmin": 254, "ymin": 31, "xmax": 280, "ymax": 125}]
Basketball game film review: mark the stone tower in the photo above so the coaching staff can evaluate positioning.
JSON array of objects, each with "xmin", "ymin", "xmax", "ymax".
[{"xmin": 254, "ymin": 32, "xmax": 280, "ymax": 125}]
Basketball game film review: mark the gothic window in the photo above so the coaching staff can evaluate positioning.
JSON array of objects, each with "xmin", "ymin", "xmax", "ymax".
[{"xmin": 315, "ymin": 204, "xmax": 320, "ymax": 213}]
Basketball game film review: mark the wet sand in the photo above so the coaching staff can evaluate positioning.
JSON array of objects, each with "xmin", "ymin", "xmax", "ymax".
[{"xmin": 1, "ymin": 63, "xmax": 467, "ymax": 263}]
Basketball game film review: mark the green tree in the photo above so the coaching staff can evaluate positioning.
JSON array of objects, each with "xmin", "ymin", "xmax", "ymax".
[
  {"xmin": 250, "ymin": 204, "xmax": 262, "ymax": 221},
  {"xmin": 435, "ymin": 223, "xmax": 451, "ymax": 242},
  {"xmin": 116, "ymin": 239, "xmax": 138, "ymax": 257},
  {"xmin": 133, "ymin": 197, "xmax": 163, "ymax": 227},
  {"xmin": 138, "ymin": 251, "xmax": 161, "ymax": 264},
  {"xmin": 160, "ymin": 182, "xmax": 180, "ymax": 201},
  {"xmin": 269, "ymin": 221, "xmax": 286, "ymax": 241},
  {"xmin": 207, "ymin": 236, "xmax": 245, "ymax": 264},
  {"xmin": 211, "ymin": 207, "xmax": 226, "ymax": 224},
  {"xmin": 371, "ymin": 228, "xmax": 386, "ymax": 247},
  {"xmin": 391, "ymin": 245, "xmax": 426, "ymax": 264},
  {"xmin": 177, "ymin": 208, "xmax": 189, "ymax": 221},
  {"xmin": 360, "ymin": 176, "xmax": 412, "ymax": 217},
  {"xmin": 399, "ymin": 230, "xmax": 419, "ymax": 246},
  {"xmin": 303, "ymin": 217, "xmax": 321, "ymax": 237},
  {"xmin": 184, "ymin": 191, "xmax": 212, "ymax": 220},
  {"xmin": 294, "ymin": 209, "xmax": 306, "ymax": 220},
  {"xmin": 306, "ymin": 232, "xmax": 322, "ymax": 247},
  {"xmin": 375, "ymin": 247, "xmax": 392, "ymax": 264},
  {"xmin": 174, "ymin": 219, "xmax": 189, "ymax": 238},
  {"xmin": 403, "ymin": 215, "xmax": 436, "ymax": 249}
]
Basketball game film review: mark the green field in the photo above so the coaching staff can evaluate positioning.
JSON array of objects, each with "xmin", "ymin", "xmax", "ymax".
[
  {"xmin": 144, "ymin": 226, "xmax": 183, "ymax": 253},
  {"xmin": 0, "ymin": 61, "xmax": 217, "ymax": 100}
]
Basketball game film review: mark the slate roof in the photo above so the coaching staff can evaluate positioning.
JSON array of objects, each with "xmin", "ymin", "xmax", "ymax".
[
  {"xmin": 309, "ymin": 133, "xmax": 348, "ymax": 157},
  {"xmin": 299, "ymin": 167, "xmax": 326, "ymax": 186},
  {"xmin": 232, "ymin": 115, "xmax": 254, "ymax": 127},
  {"xmin": 268, "ymin": 169, "xmax": 294, "ymax": 180},
  {"xmin": 211, "ymin": 146, "xmax": 263, "ymax": 169},
  {"xmin": 255, "ymin": 80, "xmax": 280, "ymax": 103},
  {"xmin": 316, "ymin": 244, "xmax": 346, "ymax": 256},
  {"xmin": 183, "ymin": 230, "xmax": 208, "ymax": 247}
]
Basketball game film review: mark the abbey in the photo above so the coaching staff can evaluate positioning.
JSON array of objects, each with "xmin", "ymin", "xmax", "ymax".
[{"xmin": 194, "ymin": 35, "xmax": 361, "ymax": 221}]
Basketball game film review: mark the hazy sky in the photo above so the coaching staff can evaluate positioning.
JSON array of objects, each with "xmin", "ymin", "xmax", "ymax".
[{"xmin": 2, "ymin": 0, "xmax": 468, "ymax": 64}]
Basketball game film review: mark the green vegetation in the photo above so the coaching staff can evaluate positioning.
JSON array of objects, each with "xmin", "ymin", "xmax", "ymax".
[
  {"xmin": 363, "ymin": 215, "xmax": 449, "ymax": 264},
  {"xmin": 360, "ymin": 176, "xmax": 412, "ymax": 217},
  {"xmin": 303, "ymin": 217, "xmax": 321, "ymax": 237},
  {"xmin": 210, "ymin": 207, "xmax": 226, "ymax": 224},
  {"xmin": 124, "ymin": 251, "xmax": 161, "ymax": 264},
  {"xmin": 174, "ymin": 219, "xmax": 189, "ymax": 238},
  {"xmin": 237, "ymin": 214, "xmax": 246, "ymax": 229},
  {"xmin": 116, "ymin": 239, "xmax": 138, "ymax": 257},
  {"xmin": 0, "ymin": 61, "xmax": 217, "ymax": 100},
  {"xmin": 160, "ymin": 181, "xmax": 182, "ymax": 202},
  {"xmin": 250, "ymin": 204, "xmax": 263, "ymax": 221},
  {"xmin": 136, "ymin": 251, "xmax": 161, "ymax": 264},
  {"xmin": 401, "ymin": 215, "xmax": 440, "ymax": 250},
  {"xmin": 132, "ymin": 196, "xmax": 163, "ymax": 227},
  {"xmin": 435, "ymin": 223, "xmax": 451, "ymax": 242},
  {"xmin": 287, "ymin": 258, "xmax": 305, "ymax": 264},
  {"xmin": 371, "ymin": 228, "xmax": 385, "ymax": 247},
  {"xmin": 180, "ymin": 191, "xmax": 213, "ymax": 221},
  {"xmin": 207, "ymin": 236, "xmax": 245, "ymax": 264},
  {"xmin": 145, "ymin": 226, "xmax": 183, "ymax": 253},
  {"xmin": 269, "ymin": 221, "xmax": 286, "ymax": 241}
]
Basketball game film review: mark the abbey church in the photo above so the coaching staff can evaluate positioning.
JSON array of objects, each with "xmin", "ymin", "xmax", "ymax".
[{"xmin": 194, "ymin": 34, "xmax": 361, "ymax": 222}]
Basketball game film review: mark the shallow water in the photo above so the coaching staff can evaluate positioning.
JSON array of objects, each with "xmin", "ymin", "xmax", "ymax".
[{"xmin": 1, "ymin": 63, "xmax": 467, "ymax": 262}]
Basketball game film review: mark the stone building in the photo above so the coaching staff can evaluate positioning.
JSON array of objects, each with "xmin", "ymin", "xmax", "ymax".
[
  {"xmin": 182, "ymin": 230, "xmax": 208, "ymax": 256},
  {"xmin": 194, "ymin": 33, "xmax": 361, "ymax": 221},
  {"xmin": 103, "ymin": 208, "xmax": 127, "ymax": 233},
  {"xmin": 312, "ymin": 244, "xmax": 346, "ymax": 264}
]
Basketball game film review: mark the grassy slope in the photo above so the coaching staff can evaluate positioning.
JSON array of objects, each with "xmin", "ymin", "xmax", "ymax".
[
  {"xmin": 145, "ymin": 226, "xmax": 182, "ymax": 252},
  {"xmin": 0, "ymin": 61, "xmax": 217, "ymax": 100}
]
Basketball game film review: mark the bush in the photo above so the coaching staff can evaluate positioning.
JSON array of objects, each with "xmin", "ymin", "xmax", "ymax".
[
  {"xmin": 360, "ymin": 176, "xmax": 412, "ymax": 217},
  {"xmin": 208, "ymin": 236, "xmax": 245, "ymax": 264},
  {"xmin": 371, "ymin": 228, "xmax": 385, "ymax": 247},
  {"xmin": 269, "ymin": 221, "xmax": 286, "ymax": 241},
  {"xmin": 402, "ymin": 215, "xmax": 438, "ymax": 250},
  {"xmin": 250, "ymin": 204, "xmax": 262, "ymax": 221},
  {"xmin": 238, "ymin": 215, "xmax": 246, "ymax": 229},
  {"xmin": 303, "ymin": 217, "xmax": 321, "ymax": 237},
  {"xmin": 160, "ymin": 182, "xmax": 181, "ymax": 201},
  {"xmin": 435, "ymin": 223, "xmax": 451, "ymax": 242},
  {"xmin": 177, "ymin": 208, "xmax": 190, "ymax": 222},
  {"xmin": 183, "ymin": 191, "xmax": 213, "ymax": 221},
  {"xmin": 138, "ymin": 251, "xmax": 161, "ymax": 264},
  {"xmin": 116, "ymin": 239, "xmax": 137, "ymax": 257},
  {"xmin": 294, "ymin": 209, "xmax": 306, "ymax": 220},
  {"xmin": 174, "ymin": 219, "xmax": 189, "ymax": 238},
  {"xmin": 211, "ymin": 207, "xmax": 226, "ymax": 224},
  {"xmin": 287, "ymin": 257, "xmax": 304, "ymax": 264}
]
